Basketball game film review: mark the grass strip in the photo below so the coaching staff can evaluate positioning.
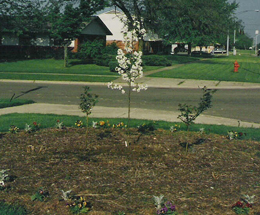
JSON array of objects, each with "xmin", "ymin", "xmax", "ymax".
[
  {"xmin": 0, "ymin": 73, "xmax": 117, "ymax": 82},
  {"xmin": 0, "ymin": 98, "xmax": 35, "ymax": 109},
  {"xmin": 0, "ymin": 201, "xmax": 27, "ymax": 215},
  {"xmin": 1, "ymin": 113, "xmax": 259, "ymax": 141}
]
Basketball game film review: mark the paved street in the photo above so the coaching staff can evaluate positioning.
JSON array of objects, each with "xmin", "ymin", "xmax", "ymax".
[{"xmin": 1, "ymin": 80, "xmax": 260, "ymax": 124}]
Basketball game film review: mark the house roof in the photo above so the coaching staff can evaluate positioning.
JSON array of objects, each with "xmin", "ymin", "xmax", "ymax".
[
  {"xmin": 81, "ymin": 16, "xmax": 112, "ymax": 36},
  {"xmin": 98, "ymin": 9, "xmax": 161, "ymax": 41},
  {"xmin": 98, "ymin": 10, "xmax": 125, "ymax": 40}
]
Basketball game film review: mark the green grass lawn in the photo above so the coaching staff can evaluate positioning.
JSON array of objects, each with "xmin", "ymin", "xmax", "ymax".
[
  {"xmin": 0, "ymin": 59, "xmax": 113, "ymax": 75},
  {"xmin": 149, "ymin": 50, "xmax": 260, "ymax": 83},
  {"xmin": 0, "ymin": 51, "xmax": 259, "ymax": 82},
  {"xmin": 1, "ymin": 113, "xmax": 260, "ymax": 141},
  {"xmin": 0, "ymin": 59, "xmax": 119, "ymax": 82},
  {"xmin": 0, "ymin": 98, "xmax": 34, "ymax": 109}
]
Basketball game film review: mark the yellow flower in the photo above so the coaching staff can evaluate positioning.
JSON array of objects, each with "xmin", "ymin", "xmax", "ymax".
[{"xmin": 100, "ymin": 121, "xmax": 105, "ymax": 126}]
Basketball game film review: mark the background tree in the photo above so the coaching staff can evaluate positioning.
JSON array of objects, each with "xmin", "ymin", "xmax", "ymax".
[
  {"xmin": 0, "ymin": 0, "xmax": 47, "ymax": 41},
  {"xmin": 150, "ymin": 0, "xmax": 238, "ymax": 55},
  {"xmin": 48, "ymin": 0, "xmax": 107, "ymax": 67},
  {"xmin": 110, "ymin": 0, "xmax": 238, "ymax": 54}
]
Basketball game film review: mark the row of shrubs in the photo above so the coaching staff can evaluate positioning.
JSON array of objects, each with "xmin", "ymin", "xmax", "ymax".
[
  {"xmin": 0, "ymin": 40, "xmax": 173, "ymax": 70},
  {"xmin": 0, "ymin": 45, "xmax": 65, "ymax": 60},
  {"xmin": 108, "ymin": 55, "xmax": 172, "ymax": 72}
]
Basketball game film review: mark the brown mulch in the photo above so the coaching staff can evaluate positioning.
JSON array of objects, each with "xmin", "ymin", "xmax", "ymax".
[{"xmin": 1, "ymin": 127, "xmax": 260, "ymax": 215}]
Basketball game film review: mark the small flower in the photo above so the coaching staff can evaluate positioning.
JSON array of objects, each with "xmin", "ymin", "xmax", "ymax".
[
  {"xmin": 242, "ymin": 194, "xmax": 255, "ymax": 204},
  {"xmin": 232, "ymin": 201, "xmax": 243, "ymax": 208},
  {"xmin": 92, "ymin": 121, "xmax": 98, "ymax": 128},
  {"xmin": 153, "ymin": 195, "xmax": 164, "ymax": 210},
  {"xmin": 246, "ymin": 203, "xmax": 253, "ymax": 208}
]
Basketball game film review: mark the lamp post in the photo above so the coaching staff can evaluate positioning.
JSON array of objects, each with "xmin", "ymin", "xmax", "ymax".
[{"xmin": 230, "ymin": 9, "xmax": 259, "ymax": 56}]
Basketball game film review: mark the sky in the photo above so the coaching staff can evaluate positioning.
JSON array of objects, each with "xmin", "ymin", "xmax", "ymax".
[{"xmin": 230, "ymin": 0, "xmax": 260, "ymax": 38}]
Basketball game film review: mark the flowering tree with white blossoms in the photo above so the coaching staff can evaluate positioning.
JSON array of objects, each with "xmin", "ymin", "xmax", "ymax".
[{"xmin": 108, "ymin": 19, "xmax": 148, "ymax": 129}]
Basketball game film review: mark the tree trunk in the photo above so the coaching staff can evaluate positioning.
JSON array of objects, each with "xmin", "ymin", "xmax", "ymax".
[
  {"xmin": 138, "ymin": 38, "xmax": 144, "ymax": 52},
  {"xmin": 64, "ymin": 43, "xmax": 68, "ymax": 68},
  {"xmin": 127, "ymin": 81, "xmax": 131, "ymax": 130},
  {"xmin": 188, "ymin": 42, "xmax": 192, "ymax": 56}
]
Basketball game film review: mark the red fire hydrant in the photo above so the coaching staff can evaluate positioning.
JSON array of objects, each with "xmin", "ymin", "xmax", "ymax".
[{"xmin": 234, "ymin": 60, "xmax": 240, "ymax": 72}]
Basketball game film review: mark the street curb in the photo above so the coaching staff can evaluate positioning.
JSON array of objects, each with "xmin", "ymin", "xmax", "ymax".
[{"xmin": 1, "ymin": 103, "xmax": 260, "ymax": 128}]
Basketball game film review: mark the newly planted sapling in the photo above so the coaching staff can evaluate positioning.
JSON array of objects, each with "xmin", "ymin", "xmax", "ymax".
[
  {"xmin": 178, "ymin": 86, "xmax": 216, "ymax": 131},
  {"xmin": 79, "ymin": 86, "xmax": 98, "ymax": 144}
]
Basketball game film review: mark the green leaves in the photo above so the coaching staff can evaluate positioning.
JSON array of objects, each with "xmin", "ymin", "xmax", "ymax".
[
  {"xmin": 178, "ymin": 86, "xmax": 216, "ymax": 130},
  {"xmin": 79, "ymin": 86, "xmax": 98, "ymax": 116}
]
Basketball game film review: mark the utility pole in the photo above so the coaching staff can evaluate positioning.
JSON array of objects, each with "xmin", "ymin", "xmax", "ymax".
[{"xmin": 255, "ymin": 30, "xmax": 259, "ymax": 56}]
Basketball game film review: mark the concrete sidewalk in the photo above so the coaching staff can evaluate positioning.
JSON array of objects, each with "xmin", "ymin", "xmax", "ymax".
[
  {"xmin": 2, "ymin": 77, "xmax": 260, "ymax": 89},
  {"xmin": 119, "ymin": 77, "xmax": 260, "ymax": 89},
  {"xmin": 1, "ymin": 103, "xmax": 260, "ymax": 128}
]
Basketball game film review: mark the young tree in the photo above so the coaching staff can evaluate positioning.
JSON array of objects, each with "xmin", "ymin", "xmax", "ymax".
[
  {"xmin": 79, "ymin": 86, "xmax": 98, "ymax": 145},
  {"xmin": 178, "ymin": 87, "xmax": 216, "ymax": 131},
  {"xmin": 108, "ymin": 20, "xmax": 147, "ymax": 133}
]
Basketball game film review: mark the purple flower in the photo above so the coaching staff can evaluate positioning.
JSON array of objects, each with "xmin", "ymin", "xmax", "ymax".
[
  {"xmin": 166, "ymin": 201, "xmax": 172, "ymax": 206},
  {"xmin": 161, "ymin": 206, "xmax": 168, "ymax": 214},
  {"xmin": 170, "ymin": 205, "xmax": 176, "ymax": 211}
]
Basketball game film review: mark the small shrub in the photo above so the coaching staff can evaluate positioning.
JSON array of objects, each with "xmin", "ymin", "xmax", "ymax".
[
  {"xmin": 95, "ymin": 54, "xmax": 116, "ymax": 67},
  {"xmin": 137, "ymin": 122, "xmax": 156, "ymax": 134},
  {"xmin": 109, "ymin": 60, "xmax": 119, "ymax": 72},
  {"xmin": 102, "ymin": 42, "xmax": 118, "ymax": 55},
  {"xmin": 78, "ymin": 39, "xmax": 104, "ymax": 59},
  {"xmin": 31, "ymin": 188, "xmax": 49, "ymax": 202},
  {"xmin": 143, "ymin": 55, "xmax": 172, "ymax": 66}
]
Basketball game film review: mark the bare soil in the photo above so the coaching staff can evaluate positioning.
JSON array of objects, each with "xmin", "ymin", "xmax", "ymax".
[{"xmin": 1, "ymin": 127, "xmax": 260, "ymax": 215}]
